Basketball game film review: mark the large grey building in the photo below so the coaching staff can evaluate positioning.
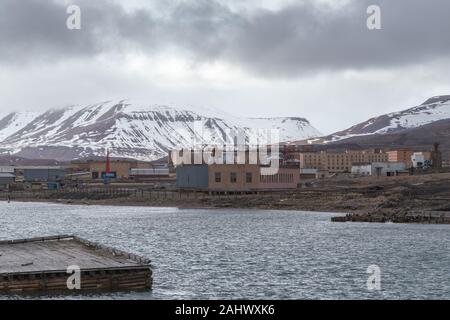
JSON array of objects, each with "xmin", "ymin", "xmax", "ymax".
[
  {"xmin": 16, "ymin": 166, "xmax": 66, "ymax": 183},
  {"xmin": 176, "ymin": 165, "xmax": 208, "ymax": 189}
]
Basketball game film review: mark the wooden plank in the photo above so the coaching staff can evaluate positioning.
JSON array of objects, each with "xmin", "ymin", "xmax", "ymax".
[{"xmin": 0, "ymin": 235, "xmax": 152, "ymax": 294}]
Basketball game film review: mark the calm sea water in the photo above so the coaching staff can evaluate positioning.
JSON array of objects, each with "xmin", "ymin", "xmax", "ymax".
[{"xmin": 1, "ymin": 201, "xmax": 449, "ymax": 300}]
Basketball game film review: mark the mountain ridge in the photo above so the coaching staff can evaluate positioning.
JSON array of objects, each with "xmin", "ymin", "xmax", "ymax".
[
  {"xmin": 313, "ymin": 95, "xmax": 450, "ymax": 144},
  {"xmin": 0, "ymin": 100, "xmax": 322, "ymax": 161},
  {"xmin": 300, "ymin": 95, "xmax": 450, "ymax": 159}
]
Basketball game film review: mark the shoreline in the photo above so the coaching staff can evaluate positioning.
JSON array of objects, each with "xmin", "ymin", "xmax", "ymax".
[
  {"xmin": 4, "ymin": 196, "xmax": 450, "ymax": 225},
  {"xmin": 0, "ymin": 196, "xmax": 353, "ymax": 214},
  {"xmin": 2, "ymin": 172, "xmax": 450, "ymax": 224}
]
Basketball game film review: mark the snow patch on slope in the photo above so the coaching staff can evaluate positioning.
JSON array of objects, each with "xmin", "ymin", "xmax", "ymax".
[
  {"xmin": 0, "ymin": 100, "xmax": 321, "ymax": 161},
  {"xmin": 0, "ymin": 111, "xmax": 40, "ymax": 142},
  {"xmin": 325, "ymin": 96, "xmax": 450, "ymax": 143}
]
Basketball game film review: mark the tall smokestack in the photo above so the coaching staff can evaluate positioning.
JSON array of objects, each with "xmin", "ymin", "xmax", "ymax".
[
  {"xmin": 433, "ymin": 142, "xmax": 440, "ymax": 153},
  {"xmin": 106, "ymin": 149, "xmax": 111, "ymax": 174}
]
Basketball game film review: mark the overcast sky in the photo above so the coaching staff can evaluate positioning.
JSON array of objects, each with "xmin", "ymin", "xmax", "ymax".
[{"xmin": 0, "ymin": 0, "xmax": 449, "ymax": 134}]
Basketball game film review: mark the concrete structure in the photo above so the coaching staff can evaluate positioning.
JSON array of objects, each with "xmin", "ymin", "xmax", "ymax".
[
  {"xmin": 299, "ymin": 149, "xmax": 388, "ymax": 173},
  {"xmin": 387, "ymin": 150, "xmax": 414, "ymax": 167},
  {"xmin": 299, "ymin": 168, "xmax": 318, "ymax": 180},
  {"xmin": 299, "ymin": 168, "xmax": 329, "ymax": 179},
  {"xmin": 15, "ymin": 166, "xmax": 66, "ymax": 183},
  {"xmin": 351, "ymin": 162, "xmax": 406, "ymax": 176},
  {"xmin": 351, "ymin": 163, "xmax": 372, "ymax": 176},
  {"xmin": 71, "ymin": 159, "xmax": 154, "ymax": 180},
  {"xmin": 176, "ymin": 165, "xmax": 209, "ymax": 189},
  {"xmin": 5, "ymin": 166, "xmax": 67, "ymax": 190},
  {"xmin": 371, "ymin": 162, "xmax": 407, "ymax": 176},
  {"xmin": 130, "ymin": 167, "xmax": 170, "ymax": 182}
]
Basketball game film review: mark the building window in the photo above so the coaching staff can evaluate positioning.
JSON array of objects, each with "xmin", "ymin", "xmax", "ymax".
[
  {"xmin": 230, "ymin": 172, "xmax": 237, "ymax": 183},
  {"xmin": 215, "ymin": 172, "xmax": 221, "ymax": 183},
  {"xmin": 246, "ymin": 172, "xmax": 252, "ymax": 183}
]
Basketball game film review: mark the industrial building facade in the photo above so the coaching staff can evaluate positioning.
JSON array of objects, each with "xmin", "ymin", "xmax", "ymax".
[
  {"xmin": 176, "ymin": 164, "xmax": 300, "ymax": 191},
  {"xmin": 299, "ymin": 150, "xmax": 388, "ymax": 173},
  {"xmin": 70, "ymin": 159, "xmax": 169, "ymax": 181},
  {"xmin": 351, "ymin": 162, "xmax": 407, "ymax": 176},
  {"xmin": 0, "ymin": 166, "xmax": 67, "ymax": 190}
]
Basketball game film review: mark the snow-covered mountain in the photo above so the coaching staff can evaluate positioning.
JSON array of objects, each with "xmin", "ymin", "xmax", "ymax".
[
  {"xmin": 0, "ymin": 100, "xmax": 322, "ymax": 161},
  {"xmin": 316, "ymin": 95, "xmax": 450, "ymax": 143}
]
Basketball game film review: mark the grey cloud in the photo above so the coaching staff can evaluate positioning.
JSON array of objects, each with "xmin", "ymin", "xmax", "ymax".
[
  {"xmin": 0, "ymin": 0, "xmax": 449, "ymax": 76},
  {"xmin": 228, "ymin": 0, "xmax": 450, "ymax": 75}
]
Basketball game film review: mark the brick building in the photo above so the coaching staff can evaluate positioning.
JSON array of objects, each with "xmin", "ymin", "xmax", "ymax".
[
  {"xmin": 176, "ymin": 164, "xmax": 300, "ymax": 191},
  {"xmin": 298, "ymin": 150, "xmax": 388, "ymax": 173},
  {"xmin": 387, "ymin": 150, "xmax": 414, "ymax": 167}
]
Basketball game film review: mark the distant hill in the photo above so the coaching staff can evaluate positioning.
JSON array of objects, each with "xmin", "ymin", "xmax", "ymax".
[
  {"xmin": 0, "ymin": 100, "xmax": 322, "ymax": 162},
  {"xmin": 308, "ymin": 96, "xmax": 450, "ymax": 159},
  {"xmin": 315, "ymin": 95, "xmax": 450, "ymax": 143}
]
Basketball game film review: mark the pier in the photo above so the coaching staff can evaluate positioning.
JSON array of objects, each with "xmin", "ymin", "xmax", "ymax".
[{"xmin": 0, "ymin": 235, "xmax": 153, "ymax": 294}]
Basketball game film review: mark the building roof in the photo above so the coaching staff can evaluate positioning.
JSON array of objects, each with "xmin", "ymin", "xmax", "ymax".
[
  {"xmin": 372, "ymin": 161, "xmax": 406, "ymax": 165},
  {"xmin": 130, "ymin": 168, "xmax": 169, "ymax": 175},
  {"xmin": 0, "ymin": 166, "xmax": 15, "ymax": 173},
  {"xmin": 16, "ymin": 166, "xmax": 66, "ymax": 170},
  {"xmin": 65, "ymin": 171, "xmax": 91, "ymax": 177},
  {"xmin": 0, "ymin": 173, "xmax": 15, "ymax": 178}
]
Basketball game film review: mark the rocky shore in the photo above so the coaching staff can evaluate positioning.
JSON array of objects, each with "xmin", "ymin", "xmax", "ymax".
[{"xmin": 2, "ymin": 172, "xmax": 450, "ymax": 224}]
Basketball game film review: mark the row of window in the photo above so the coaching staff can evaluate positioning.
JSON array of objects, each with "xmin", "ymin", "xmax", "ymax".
[
  {"xmin": 303, "ymin": 155, "xmax": 387, "ymax": 161},
  {"xmin": 214, "ymin": 172, "xmax": 253, "ymax": 183},
  {"xmin": 327, "ymin": 167, "xmax": 350, "ymax": 170},
  {"xmin": 213, "ymin": 172, "xmax": 295, "ymax": 184}
]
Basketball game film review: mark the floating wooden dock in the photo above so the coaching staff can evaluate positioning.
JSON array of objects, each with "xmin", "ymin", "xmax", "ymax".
[{"xmin": 0, "ymin": 235, "xmax": 153, "ymax": 294}]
